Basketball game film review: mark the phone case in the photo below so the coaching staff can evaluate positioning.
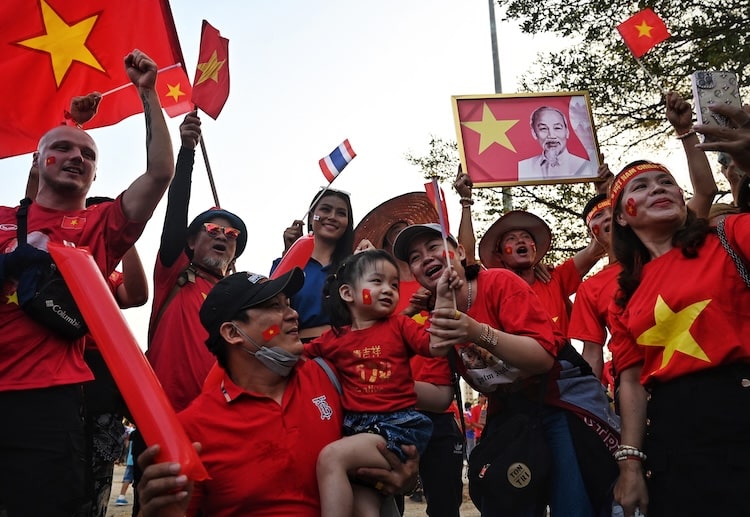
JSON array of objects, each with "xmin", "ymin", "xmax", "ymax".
[{"xmin": 691, "ymin": 71, "xmax": 742, "ymax": 128}]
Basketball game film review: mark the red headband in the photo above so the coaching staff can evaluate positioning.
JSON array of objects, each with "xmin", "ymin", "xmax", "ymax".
[
  {"xmin": 585, "ymin": 199, "xmax": 611, "ymax": 226},
  {"xmin": 609, "ymin": 163, "xmax": 672, "ymax": 208}
]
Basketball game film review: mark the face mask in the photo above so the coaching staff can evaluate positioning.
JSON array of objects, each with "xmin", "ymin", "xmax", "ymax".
[{"xmin": 234, "ymin": 324, "xmax": 299, "ymax": 377}]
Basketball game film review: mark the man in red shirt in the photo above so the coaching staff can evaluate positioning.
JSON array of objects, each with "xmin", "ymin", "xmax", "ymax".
[
  {"xmin": 137, "ymin": 269, "xmax": 417, "ymax": 517},
  {"xmin": 0, "ymin": 50, "xmax": 174, "ymax": 517},
  {"xmin": 478, "ymin": 210, "xmax": 603, "ymax": 336},
  {"xmin": 147, "ymin": 111, "xmax": 247, "ymax": 413}
]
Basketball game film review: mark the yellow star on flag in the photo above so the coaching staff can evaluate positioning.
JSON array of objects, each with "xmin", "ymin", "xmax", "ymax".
[
  {"xmin": 461, "ymin": 103, "xmax": 519, "ymax": 154},
  {"xmin": 16, "ymin": 0, "xmax": 104, "ymax": 87},
  {"xmin": 166, "ymin": 83, "xmax": 186, "ymax": 103},
  {"xmin": 635, "ymin": 20, "xmax": 654, "ymax": 38},
  {"xmin": 637, "ymin": 294, "xmax": 711, "ymax": 370},
  {"xmin": 195, "ymin": 51, "xmax": 225, "ymax": 86},
  {"xmin": 6, "ymin": 291, "xmax": 19, "ymax": 305},
  {"xmin": 412, "ymin": 311, "xmax": 429, "ymax": 326}
]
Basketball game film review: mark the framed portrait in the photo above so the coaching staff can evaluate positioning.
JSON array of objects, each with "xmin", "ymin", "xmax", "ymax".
[{"xmin": 451, "ymin": 91, "xmax": 601, "ymax": 187}]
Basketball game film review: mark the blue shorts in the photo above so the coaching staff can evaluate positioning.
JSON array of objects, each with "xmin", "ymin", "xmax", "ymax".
[
  {"xmin": 122, "ymin": 465, "xmax": 134, "ymax": 483},
  {"xmin": 344, "ymin": 408, "xmax": 433, "ymax": 461}
]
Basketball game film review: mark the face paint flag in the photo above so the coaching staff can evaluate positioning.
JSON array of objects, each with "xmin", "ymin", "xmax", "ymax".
[
  {"xmin": 362, "ymin": 289, "xmax": 372, "ymax": 305},
  {"xmin": 617, "ymin": 8, "xmax": 670, "ymax": 58},
  {"xmin": 191, "ymin": 20, "xmax": 230, "ymax": 120},
  {"xmin": 424, "ymin": 178, "xmax": 451, "ymax": 238},
  {"xmin": 0, "ymin": 0, "xmax": 192, "ymax": 158},
  {"xmin": 319, "ymin": 139, "xmax": 356, "ymax": 182},
  {"xmin": 262, "ymin": 325, "xmax": 281, "ymax": 341}
]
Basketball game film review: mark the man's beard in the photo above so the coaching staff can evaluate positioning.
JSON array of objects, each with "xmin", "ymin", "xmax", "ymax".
[
  {"xmin": 198, "ymin": 255, "xmax": 230, "ymax": 276},
  {"xmin": 543, "ymin": 141, "xmax": 563, "ymax": 166}
]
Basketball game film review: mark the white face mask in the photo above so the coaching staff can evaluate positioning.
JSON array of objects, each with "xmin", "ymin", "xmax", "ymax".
[{"xmin": 233, "ymin": 324, "xmax": 299, "ymax": 377}]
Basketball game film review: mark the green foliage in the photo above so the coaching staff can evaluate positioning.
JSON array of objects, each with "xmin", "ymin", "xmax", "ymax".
[
  {"xmin": 404, "ymin": 136, "xmax": 598, "ymax": 265},
  {"xmin": 500, "ymin": 0, "xmax": 750, "ymax": 153}
]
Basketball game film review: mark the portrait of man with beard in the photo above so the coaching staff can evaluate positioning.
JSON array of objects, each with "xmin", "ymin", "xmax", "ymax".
[{"xmin": 517, "ymin": 106, "xmax": 595, "ymax": 182}]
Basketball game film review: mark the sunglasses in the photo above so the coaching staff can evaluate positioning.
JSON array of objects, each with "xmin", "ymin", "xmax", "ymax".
[{"xmin": 203, "ymin": 222, "xmax": 241, "ymax": 240}]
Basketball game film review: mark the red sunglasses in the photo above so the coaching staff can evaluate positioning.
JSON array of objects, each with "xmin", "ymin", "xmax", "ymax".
[{"xmin": 203, "ymin": 222, "xmax": 241, "ymax": 240}]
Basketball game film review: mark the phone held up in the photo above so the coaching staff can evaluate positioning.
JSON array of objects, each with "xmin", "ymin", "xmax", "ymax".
[{"xmin": 691, "ymin": 71, "xmax": 743, "ymax": 140}]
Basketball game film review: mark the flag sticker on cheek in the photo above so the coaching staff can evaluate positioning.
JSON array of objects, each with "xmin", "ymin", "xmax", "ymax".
[
  {"xmin": 626, "ymin": 198, "xmax": 637, "ymax": 216},
  {"xmin": 362, "ymin": 289, "xmax": 372, "ymax": 305},
  {"xmin": 592, "ymin": 225, "xmax": 601, "ymax": 236},
  {"xmin": 313, "ymin": 215, "xmax": 321, "ymax": 221},
  {"xmin": 262, "ymin": 325, "xmax": 281, "ymax": 341},
  {"xmin": 504, "ymin": 246, "xmax": 513, "ymax": 255},
  {"xmin": 441, "ymin": 250, "xmax": 455, "ymax": 260},
  {"xmin": 46, "ymin": 157, "xmax": 56, "ymax": 166}
]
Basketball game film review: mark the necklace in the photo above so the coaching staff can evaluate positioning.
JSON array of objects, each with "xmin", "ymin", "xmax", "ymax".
[{"xmin": 467, "ymin": 279, "xmax": 473, "ymax": 311}]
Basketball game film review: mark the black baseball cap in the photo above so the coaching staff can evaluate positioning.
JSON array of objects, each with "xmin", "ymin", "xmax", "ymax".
[
  {"xmin": 200, "ymin": 268, "xmax": 304, "ymax": 346},
  {"xmin": 391, "ymin": 223, "xmax": 458, "ymax": 262}
]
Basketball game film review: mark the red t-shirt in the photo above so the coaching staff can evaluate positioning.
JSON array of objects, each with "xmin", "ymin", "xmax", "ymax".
[
  {"xmin": 305, "ymin": 315, "xmax": 432, "ymax": 413},
  {"xmin": 178, "ymin": 359, "xmax": 343, "ymax": 517},
  {"xmin": 0, "ymin": 197, "xmax": 145, "ymax": 391},
  {"xmin": 147, "ymin": 253, "xmax": 219, "ymax": 412},
  {"xmin": 568, "ymin": 263, "xmax": 622, "ymax": 345},
  {"xmin": 531, "ymin": 258, "xmax": 581, "ymax": 336},
  {"xmin": 609, "ymin": 215, "xmax": 750, "ymax": 384}
]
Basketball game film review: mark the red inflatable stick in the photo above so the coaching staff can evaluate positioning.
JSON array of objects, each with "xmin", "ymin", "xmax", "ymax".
[
  {"xmin": 271, "ymin": 233, "xmax": 314, "ymax": 279},
  {"xmin": 48, "ymin": 243, "xmax": 208, "ymax": 481}
]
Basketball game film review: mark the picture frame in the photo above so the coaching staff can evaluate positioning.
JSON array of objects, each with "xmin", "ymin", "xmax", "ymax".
[{"xmin": 451, "ymin": 91, "xmax": 601, "ymax": 187}]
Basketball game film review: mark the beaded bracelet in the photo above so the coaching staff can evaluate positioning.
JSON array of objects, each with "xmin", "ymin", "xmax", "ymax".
[
  {"xmin": 675, "ymin": 130, "xmax": 697, "ymax": 140},
  {"xmin": 460, "ymin": 196, "xmax": 474, "ymax": 207},
  {"xmin": 478, "ymin": 323, "xmax": 497, "ymax": 350},
  {"xmin": 614, "ymin": 445, "xmax": 647, "ymax": 462}
]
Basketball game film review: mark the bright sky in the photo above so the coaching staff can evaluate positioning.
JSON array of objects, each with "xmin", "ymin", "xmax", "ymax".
[{"xmin": 0, "ymin": 1, "xmax": 705, "ymax": 345}]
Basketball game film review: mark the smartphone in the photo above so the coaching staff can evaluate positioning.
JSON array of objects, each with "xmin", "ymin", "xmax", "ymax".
[{"xmin": 691, "ymin": 71, "xmax": 742, "ymax": 133}]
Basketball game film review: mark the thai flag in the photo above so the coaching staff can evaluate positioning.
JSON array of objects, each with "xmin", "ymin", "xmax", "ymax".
[{"xmin": 319, "ymin": 139, "xmax": 356, "ymax": 182}]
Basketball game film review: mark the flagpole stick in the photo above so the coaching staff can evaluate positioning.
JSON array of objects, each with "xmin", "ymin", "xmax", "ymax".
[
  {"xmin": 634, "ymin": 57, "xmax": 667, "ymax": 95},
  {"xmin": 430, "ymin": 176, "xmax": 457, "ymax": 311},
  {"xmin": 100, "ymin": 64, "xmax": 183, "ymax": 98},
  {"xmin": 198, "ymin": 133, "xmax": 221, "ymax": 208}
]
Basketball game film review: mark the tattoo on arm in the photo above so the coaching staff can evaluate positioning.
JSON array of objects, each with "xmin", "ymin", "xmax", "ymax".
[{"xmin": 141, "ymin": 92, "xmax": 152, "ymax": 148}]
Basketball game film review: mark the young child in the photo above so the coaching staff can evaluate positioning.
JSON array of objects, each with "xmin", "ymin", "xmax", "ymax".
[{"xmin": 305, "ymin": 249, "xmax": 452, "ymax": 517}]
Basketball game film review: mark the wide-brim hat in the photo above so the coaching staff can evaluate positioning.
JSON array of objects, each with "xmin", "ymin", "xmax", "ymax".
[
  {"xmin": 479, "ymin": 211, "xmax": 552, "ymax": 268},
  {"xmin": 187, "ymin": 207, "xmax": 248, "ymax": 258},
  {"xmin": 353, "ymin": 193, "xmax": 439, "ymax": 250}
]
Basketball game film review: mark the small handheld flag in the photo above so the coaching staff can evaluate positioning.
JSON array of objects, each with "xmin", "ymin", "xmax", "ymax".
[
  {"xmin": 424, "ymin": 178, "xmax": 451, "ymax": 237},
  {"xmin": 319, "ymin": 139, "xmax": 356, "ymax": 182},
  {"xmin": 617, "ymin": 8, "xmax": 670, "ymax": 59},
  {"xmin": 192, "ymin": 20, "xmax": 230, "ymax": 119}
]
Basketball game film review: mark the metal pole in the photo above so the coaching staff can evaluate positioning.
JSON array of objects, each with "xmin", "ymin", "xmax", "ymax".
[{"xmin": 488, "ymin": 0, "xmax": 513, "ymax": 212}]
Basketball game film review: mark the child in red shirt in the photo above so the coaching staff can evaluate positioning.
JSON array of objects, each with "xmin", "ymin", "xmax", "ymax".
[{"xmin": 305, "ymin": 249, "xmax": 450, "ymax": 517}]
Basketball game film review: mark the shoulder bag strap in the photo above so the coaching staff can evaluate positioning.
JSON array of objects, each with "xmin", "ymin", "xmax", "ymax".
[
  {"xmin": 16, "ymin": 198, "xmax": 31, "ymax": 245},
  {"xmin": 717, "ymin": 218, "xmax": 750, "ymax": 288},
  {"xmin": 313, "ymin": 356, "xmax": 342, "ymax": 396}
]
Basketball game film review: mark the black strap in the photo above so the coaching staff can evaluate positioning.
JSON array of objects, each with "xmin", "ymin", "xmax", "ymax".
[
  {"xmin": 717, "ymin": 218, "xmax": 750, "ymax": 288},
  {"xmin": 447, "ymin": 350, "xmax": 467, "ymax": 441},
  {"xmin": 16, "ymin": 198, "xmax": 31, "ymax": 245}
]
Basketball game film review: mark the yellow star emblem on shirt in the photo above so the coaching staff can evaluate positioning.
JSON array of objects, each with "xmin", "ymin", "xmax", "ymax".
[
  {"xmin": 635, "ymin": 21, "xmax": 654, "ymax": 38},
  {"xmin": 16, "ymin": 0, "xmax": 104, "ymax": 87},
  {"xmin": 462, "ymin": 103, "xmax": 518, "ymax": 154},
  {"xmin": 195, "ymin": 51, "xmax": 225, "ymax": 86},
  {"xmin": 6, "ymin": 291, "xmax": 19, "ymax": 305},
  {"xmin": 166, "ymin": 83, "xmax": 186, "ymax": 103},
  {"xmin": 636, "ymin": 294, "xmax": 711, "ymax": 370}
]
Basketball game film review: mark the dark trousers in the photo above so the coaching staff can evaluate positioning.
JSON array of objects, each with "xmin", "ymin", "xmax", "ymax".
[
  {"xmin": 0, "ymin": 385, "xmax": 89, "ymax": 517},
  {"xmin": 419, "ymin": 411, "xmax": 464, "ymax": 517},
  {"xmin": 645, "ymin": 364, "xmax": 750, "ymax": 517}
]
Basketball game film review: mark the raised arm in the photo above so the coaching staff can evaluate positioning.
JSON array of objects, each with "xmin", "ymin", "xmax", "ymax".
[
  {"xmin": 120, "ymin": 49, "xmax": 174, "ymax": 223},
  {"xmin": 115, "ymin": 246, "xmax": 149, "ymax": 308},
  {"xmin": 666, "ymin": 91, "xmax": 717, "ymax": 218},
  {"xmin": 159, "ymin": 111, "xmax": 201, "ymax": 266},
  {"xmin": 453, "ymin": 169, "xmax": 477, "ymax": 265}
]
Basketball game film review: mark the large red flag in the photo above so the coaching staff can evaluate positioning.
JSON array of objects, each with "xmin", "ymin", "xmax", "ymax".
[
  {"xmin": 617, "ymin": 8, "xmax": 671, "ymax": 59},
  {"xmin": 191, "ymin": 21, "xmax": 230, "ymax": 120},
  {"xmin": 0, "ymin": 0, "xmax": 193, "ymax": 158}
]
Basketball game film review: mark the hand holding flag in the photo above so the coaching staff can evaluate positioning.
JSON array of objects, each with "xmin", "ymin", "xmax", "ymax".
[{"xmin": 425, "ymin": 177, "xmax": 457, "ymax": 309}]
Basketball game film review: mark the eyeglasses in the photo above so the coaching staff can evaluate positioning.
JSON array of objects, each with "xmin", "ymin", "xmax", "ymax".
[{"xmin": 203, "ymin": 222, "xmax": 241, "ymax": 240}]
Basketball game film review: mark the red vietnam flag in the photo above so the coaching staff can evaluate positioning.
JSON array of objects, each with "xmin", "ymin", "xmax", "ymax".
[
  {"xmin": 0, "ymin": 0, "xmax": 193, "ymax": 159},
  {"xmin": 192, "ymin": 21, "xmax": 229, "ymax": 120},
  {"xmin": 424, "ymin": 178, "xmax": 451, "ymax": 236},
  {"xmin": 262, "ymin": 325, "xmax": 281, "ymax": 341},
  {"xmin": 617, "ymin": 8, "xmax": 671, "ymax": 58}
]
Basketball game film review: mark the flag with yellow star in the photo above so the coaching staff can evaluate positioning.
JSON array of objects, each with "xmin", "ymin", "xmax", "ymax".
[
  {"xmin": 1, "ymin": 0, "xmax": 192, "ymax": 158},
  {"xmin": 191, "ymin": 20, "xmax": 229, "ymax": 120},
  {"xmin": 452, "ymin": 93, "xmax": 595, "ymax": 187},
  {"xmin": 616, "ymin": 8, "xmax": 671, "ymax": 59}
]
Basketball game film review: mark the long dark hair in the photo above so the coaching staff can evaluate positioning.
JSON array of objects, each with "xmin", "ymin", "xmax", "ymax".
[
  {"xmin": 307, "ymin": 189, "xmax": 355, "ymax": 272},
  {"xmin": 612, "ymin": 161, "xmax": 711, "ymax": 308},
  {"xmin": 323, "ymin": 249, "xmax": 399, "ymax": 334}
]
